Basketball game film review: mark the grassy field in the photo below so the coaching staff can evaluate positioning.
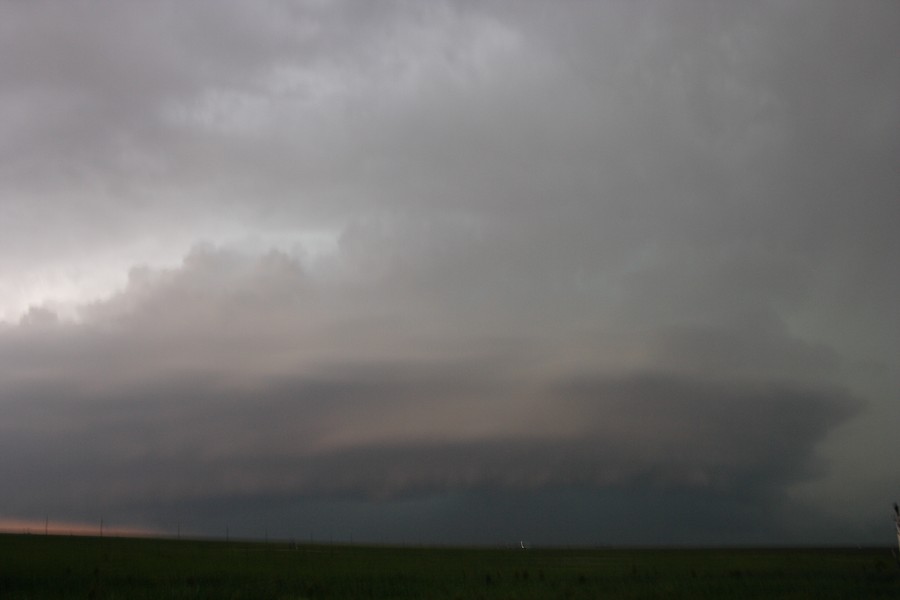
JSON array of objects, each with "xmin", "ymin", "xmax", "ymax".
[{"xmin": 0, "ymin": 533, "xmax": 898, "ymax": 599}]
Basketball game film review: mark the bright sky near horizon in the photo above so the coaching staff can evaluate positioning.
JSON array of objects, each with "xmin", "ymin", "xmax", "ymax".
[{"xmin": 1, "ymin": 0, "xmax": 898, "ymax": 545}]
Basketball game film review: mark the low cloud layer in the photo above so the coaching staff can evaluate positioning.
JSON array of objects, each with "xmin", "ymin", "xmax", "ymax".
[{"xmin": 0, "ymin": 247, "xmax": 863, "ymax": 542}]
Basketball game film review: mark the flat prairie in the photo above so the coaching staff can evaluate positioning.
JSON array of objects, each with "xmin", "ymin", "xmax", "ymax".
[{"xmin": 0, "ymin": 533, "xmax": 897, "ymax": 599}]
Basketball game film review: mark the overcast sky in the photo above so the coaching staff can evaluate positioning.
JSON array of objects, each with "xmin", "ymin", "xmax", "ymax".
[{"xmin": 1, "ymin": 0, "xmax": 898, "ymax": 545}]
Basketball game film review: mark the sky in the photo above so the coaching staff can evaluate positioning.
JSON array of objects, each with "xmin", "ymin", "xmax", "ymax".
[{"xmin": 1, "ymin": 0, "xmax": 898, "ymax": 546}]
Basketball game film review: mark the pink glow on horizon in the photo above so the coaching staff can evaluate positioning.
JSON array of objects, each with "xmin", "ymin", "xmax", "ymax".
[{"xmin": 0, "ymin": 517, "xmax": 160, "ymax": 538}]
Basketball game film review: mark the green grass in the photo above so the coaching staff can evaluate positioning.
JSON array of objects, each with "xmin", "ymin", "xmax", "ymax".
[{"xmin": 0, "ymin": 533, "xmax": 897, "ymax": 599}]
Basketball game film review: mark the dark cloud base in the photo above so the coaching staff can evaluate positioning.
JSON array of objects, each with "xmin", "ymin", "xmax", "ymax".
[
  {"xmin": 32, "ymin": 485, "xmax": 855, "ymax": 548},
  {"xmin": 1, "ymin": 363, "xmax": 861, "ymax": 544}
]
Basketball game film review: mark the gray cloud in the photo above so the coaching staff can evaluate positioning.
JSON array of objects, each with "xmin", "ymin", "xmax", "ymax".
[
  {"xmin": 0, "ymin": 354, "xmax": 857, "ymax": 505},
  {"xmin": 1, "ymin": 0, "xmax": 898, "ymax": 543},
  {"xmin": 0, "ymin": 246, "xmax": 861, "ymax": 541}
]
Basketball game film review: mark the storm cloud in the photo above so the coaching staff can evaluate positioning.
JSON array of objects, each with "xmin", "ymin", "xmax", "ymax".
[{"xmin": 1, "ymin": 1, "xmax": 898, "ymax": 544}]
